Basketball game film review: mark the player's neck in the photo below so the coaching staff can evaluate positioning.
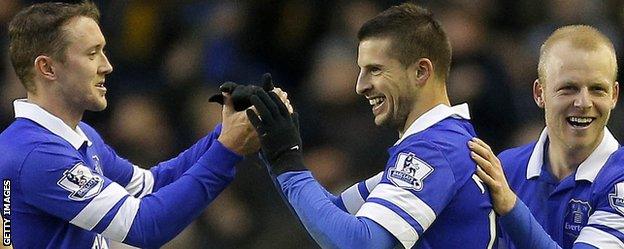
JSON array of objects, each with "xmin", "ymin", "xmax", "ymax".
[
  {"xmin": 400, "ymin": 85, "xmax": 450, "ymax": 136},
  {"xmin": 546, "ymin": 137, "xmax": 602, "ymax": 181},
  {"xmin": 28, "ymin": 93, "xmax": 83, "ymax": 129}
]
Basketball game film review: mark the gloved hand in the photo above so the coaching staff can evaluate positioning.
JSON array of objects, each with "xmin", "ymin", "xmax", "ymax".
[
  {"xmin": 246, "ymin": 90, "xmax": 305, "ymax": 175},
  {"xmin": 208, "ymin": 73, "xmax": 275, "ymax": 112}
]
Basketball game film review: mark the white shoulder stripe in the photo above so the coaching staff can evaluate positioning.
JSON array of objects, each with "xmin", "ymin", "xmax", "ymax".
[
  {"xmin": 576, "ymin": 226, "xmax": 624, "ymax": 248},
  {"xmin": 141, "ymin": 169, "xmax": 154, "ymax": 197},
  {"xmin": 341, "ymin": 183, "xmax": 365, "ymax": 214},
  {"xmin": 125, "ymin": 165, "xmax": 154, "ymax": 198},
  {"xmin": 124, "ymin": 165, "xmax": 144, "ymax": 196},
  {"xmin": 70, "ymin": 183, "xmax": 128, "ymax": 230},
  {"xmin": 368, "ymin": 183, "xmax": 437, "ymax": 230},
  {"xmin": 587, "ymin": 211, "xmax": 624, "ymax": 235},
  {"xmin": 357, "ymin": 202, "xmax": 418, "ymax": 248},
  {"xmin": 101, "ymin": 196, "xmax": 141, "ymax": 242},
  {"xmin": 364, "ymin": 172, "xmax": 383, "ymax": 192}
]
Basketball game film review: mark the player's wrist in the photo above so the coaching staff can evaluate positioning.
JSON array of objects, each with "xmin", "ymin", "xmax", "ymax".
[
  {"xmin": 271, "ymin": 151, "xmax": 306, "ymax": 175},
  {"xmin": 217, "ymin": 135, "xmax": 245, "ymax": 156},
  {"xmin": 496, "ymin": 190, "xmax": 517, "ymax": 216}
]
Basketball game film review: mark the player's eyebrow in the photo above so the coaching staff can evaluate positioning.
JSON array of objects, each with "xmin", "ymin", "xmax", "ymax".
[
  {"xmin": 84, "ymin": 43, "xmax": 105, "ymax": 53},
  {"xmin": 361, "ymin": 63, "xmax": 384, "ymax": 69}
]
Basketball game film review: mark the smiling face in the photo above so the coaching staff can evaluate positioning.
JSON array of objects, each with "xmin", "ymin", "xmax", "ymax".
[
  {"xmin": 537, "ymin": 41, "xmax": 618, "ymax": 152},
  {"xmin": 53, "ymin": 16, "xmax": 113, "ymax": 112},
  {"xmin": 356, "ymin": 38, "xmax": 415, "ymax": 129}
]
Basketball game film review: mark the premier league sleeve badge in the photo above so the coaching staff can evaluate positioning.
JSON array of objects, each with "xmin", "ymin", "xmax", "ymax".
[
  {"xmin": 388, "ymin": 152, "xmax": 434, "ymax": 191},
  {"xmin": 57, "ymin": 162, "xmax": 104, "ymax": 201},
  {"xmin": 609, "ymin": 182, "xmax": 624, "ymax": 216}
]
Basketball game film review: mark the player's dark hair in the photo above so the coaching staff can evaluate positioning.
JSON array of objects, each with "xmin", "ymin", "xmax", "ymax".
[
  {"xmin": 8, "ymin": 1, "xmax": 100, "ymax": 93},
  {"xmin": 358, "ymin": 3, "xmax": 451, "ymax": 80}
]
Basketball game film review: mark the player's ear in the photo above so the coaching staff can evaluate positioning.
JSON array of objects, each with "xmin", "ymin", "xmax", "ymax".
[
  {"xmin": 612, "ymin": 81, "xmax": 619, "ymax": 109},
  {"xmin": 533, "ymin": 79, "xmax": 545, "ymax": 108},
  {"xmin": 409, "ymin": 58, "xmax": 432, "ymax": 86},
  {"xmin": 34, "ymin": 55, "xmax": 57, "ymax": 81}
]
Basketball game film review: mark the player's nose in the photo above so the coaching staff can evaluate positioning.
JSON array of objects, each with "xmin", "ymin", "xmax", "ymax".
[
  {"xmin": 574, "ymin": 88, "xmax": 593, "ymax": 109},
  {"xmin": 99, "ymin": 53, "xmax": 113, "ymax": 75},
  {"xmin": 356, "ymin": 70, "xmax": 371, "ymax": 95}
]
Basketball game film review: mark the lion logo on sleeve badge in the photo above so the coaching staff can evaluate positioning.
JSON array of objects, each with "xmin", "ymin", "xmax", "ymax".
[
  {"xmin": 609, "ymin": 182, "xmax": 624, "ymax": 216},
  {"xmin": 389, "ymin": 152, "xmax": 434, "ymax": 191},
  {"xmin": 57, "ymin": 162, "xmax": 103, "ymax": 201}
]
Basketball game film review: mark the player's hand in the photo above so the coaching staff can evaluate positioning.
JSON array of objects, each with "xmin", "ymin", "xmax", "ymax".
[
  {"xmin": 208, "ymin": 73, "xmax": 275, "ymax": 111},
  {"xmin": 469, "ymin": 138, "xmax": 517, "ymax": 215},
  {"xmin": 246, "ymin": 90, "xmax": 305, "ymax": 175},
  {"xmin": 218, "ymin": 92, "xmax": 260, "ymax": 156}
]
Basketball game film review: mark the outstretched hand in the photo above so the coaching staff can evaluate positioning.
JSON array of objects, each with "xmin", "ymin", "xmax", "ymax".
[
  {"xmin": 469, "ymin": 137, "xmax": 517, "ymax": 215},
  {"xmin": 246, "ymin": 90, "xmax": 305, "ymax": 175},
  {"xmin": 217, "ymin": 92, "xmax": 260, "ymax": 156}
]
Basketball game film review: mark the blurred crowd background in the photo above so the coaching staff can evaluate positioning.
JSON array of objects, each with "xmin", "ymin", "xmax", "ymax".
[{"xmin": 0, "ymin": 0, "xmax": 623, "ymax": 248}]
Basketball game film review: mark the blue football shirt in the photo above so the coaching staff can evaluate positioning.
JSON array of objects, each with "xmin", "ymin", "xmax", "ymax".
[
  {"xmin": 497, "ymin": 127, "xmax": 619, "ymax": 248},
  {"xmin": 277, "ymin": 104, "xmax": 497, "ymax": 248},
  {"xmin": 574, "ymin": 147, "xmax": 624, "ymax": 247},
  {"xmin": 354, "ymin": 104, "xmax": 496, "ymax": 248},
  {"xmin": 0, "ymin": 100, "xmax": 241, "ymax": 248}
]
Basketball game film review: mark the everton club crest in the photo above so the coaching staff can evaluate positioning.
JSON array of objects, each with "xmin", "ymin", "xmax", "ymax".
[
  {"xmin": 57, "ymin": 162, "xmax": 103, "ymax": 201},
  {"xmin": 563, "ymin": 199, "xmax": 591, "ymax": 243},
  {"xmin": 388, "ymin": 152, "xmax": 433, "ymax": 191}
]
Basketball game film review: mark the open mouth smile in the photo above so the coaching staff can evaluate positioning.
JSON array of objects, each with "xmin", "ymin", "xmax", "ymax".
[{"xmin": 566, "ymin": 116, "xmax": 595, "ymax": 128}]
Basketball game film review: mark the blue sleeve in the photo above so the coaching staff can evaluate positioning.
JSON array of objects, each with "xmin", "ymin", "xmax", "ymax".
[
  {"xmin": 20, "ymin": 140, "xmax": 241, "ymax": 248},
  {"xmin": 500, "ymin": 199, "xmax": 561, "ymax": 249},
  {"xmin": 148, "ymin": 124, "xmax": 223, "ymax": 190},
  {"xmin": 573, "ymin": 161, "xmax": 624, "ymax": 248},
  {"xmin": 277, "ymin": 171, "xmax": 398, "ymax": 249},
  {"xmin": 336, "ymin": 172, "xmax": 383, "ymax": 214},
  {"xmin": 319, "ymin": 186, "xmax": 347, "ymax": 212},
  {"xmin": 92, "ymin": 124, "xmax": 223, "ymax": 197}
]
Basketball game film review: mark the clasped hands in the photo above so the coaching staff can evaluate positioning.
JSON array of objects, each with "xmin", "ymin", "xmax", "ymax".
[{"xmin": 211, "ymin": 73, "xmax": 305, "ymax": 175}]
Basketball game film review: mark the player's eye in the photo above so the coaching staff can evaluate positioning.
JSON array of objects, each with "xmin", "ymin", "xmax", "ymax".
[
  {"xmin": 590, "ymin": 86, "xmax": 607, "ymax": 93},
  {"xmin": 370, "ymin": 67, "xmax": 382, "ymax": 76},
  {"xmin": 558, "ymin": 85, "xmax": 576, "ymax": 93}
]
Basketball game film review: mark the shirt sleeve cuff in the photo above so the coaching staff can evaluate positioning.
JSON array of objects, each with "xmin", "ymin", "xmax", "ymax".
[
  {"xmin": 198, "ymin": 140, "xmax": 243, "ymax": 176},
  {"xmin": 499, "ymin": 198, "xmax": 527, "ymax": 229}
]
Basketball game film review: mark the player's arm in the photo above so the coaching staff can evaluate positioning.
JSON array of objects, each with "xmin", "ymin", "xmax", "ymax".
[
  {"xmin": 573, "ymin": 160, "xmax": 624, "ymax": 249},
  {"xmin": 277, "ymin": 171, "xmax": 397, "ymax": 248},
  {"xmin": 469, "ymin": 138, "xmax": 561, "ymax": 249},
  {"xmin": 248, "ymin": 90, "xmax": 397, "ymax": 248},
  {"xmin": 492, "ymin": 193, "xmax": 617, "ymax": 249},
  {"xmin": 248, "ymin": 91, "xmax": 464, "ymax": 248},
  {"xmin": 97, "ymin": 82, "xmax": 266, "ymax": 196},
  {"xmin": 93, "ymin": 124, "xmax": 223, "ymax": 198},
  {"xmin": 332, "ymin": 172, "xmax": 383, "ymax": 214},
  {"xmin": 20, "ymin": 96, "xmax": 257, "ymax": 248}
]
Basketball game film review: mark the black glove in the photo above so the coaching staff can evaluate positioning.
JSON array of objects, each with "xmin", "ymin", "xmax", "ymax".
[
  {"xmin": 246, "ymin": 90, "xmax": 305, "ymax": 175},
  {"xmin": 208, "ymin": 73, "xmax": 275, "ymax": 112}
]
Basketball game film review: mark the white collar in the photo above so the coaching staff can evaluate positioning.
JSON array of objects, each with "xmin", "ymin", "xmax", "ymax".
[
  {"xmin": 526, "ymin": 127, "xmax": 619, "ymax": 182},
  {"xmin": 14, "ymin": 99, "xmax": 92, "ymax": 149},
  {"xmin": 394, "ymin": 103, "xmax": 471, "ymax": 145}
]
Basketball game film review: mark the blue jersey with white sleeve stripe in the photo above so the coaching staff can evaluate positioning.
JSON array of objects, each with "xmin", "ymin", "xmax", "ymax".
[
  {"xmin": 276, "ymin": 104, "xmax": 497, "ymax": 248},
  {"xmin": 575, "ymin": 148, "xmax": 624, "ymax": 248},
  {"xmin": 497, "ymin": 128, "xmax": 619, "ymax": 249},
  {"xmin": 355, "ymin": 104, "xmax": 496, "ymax": 248},
  {"xmin": 0, "ymin": 100, "xmax": 241, "ymax": 248}
]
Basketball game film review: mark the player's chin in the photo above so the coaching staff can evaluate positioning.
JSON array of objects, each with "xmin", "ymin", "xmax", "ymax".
[
  {"xmin": 88, "ymin": 99, "xmax": 108, "ymax": 112},
  {"xmin": 373, "ymin": 114, "xmax": 388, "ymax": 127}
]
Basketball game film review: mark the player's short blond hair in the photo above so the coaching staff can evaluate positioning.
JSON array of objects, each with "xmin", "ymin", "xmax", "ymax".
[{"xmin": 537, "ymin": 25, "xmax": 617, "ymax": 83}]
